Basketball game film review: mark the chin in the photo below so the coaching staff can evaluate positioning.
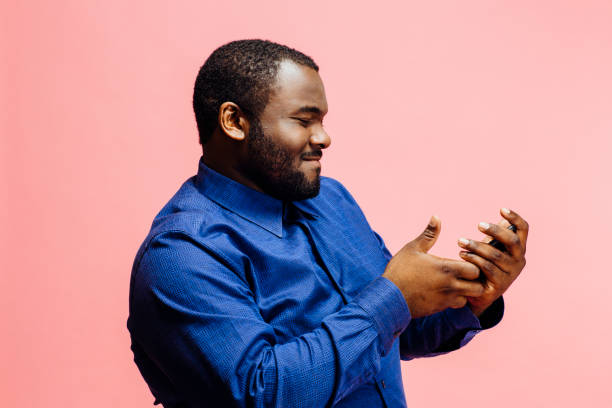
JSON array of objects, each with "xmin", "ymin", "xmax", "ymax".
[
  {"xmin": 304, "ymin": 171, "xmax": 320, "ymax": 184},
  {"xmin": 305, "ymin": 165, "xmax": 321, "ymax": 179},
  {"xmin": 287, "ymin": 176, "xmax": 321, "ymax": 201},
  {"xmin": 261, "ymin": 167, "xmax": 321, "ymax": 201}
]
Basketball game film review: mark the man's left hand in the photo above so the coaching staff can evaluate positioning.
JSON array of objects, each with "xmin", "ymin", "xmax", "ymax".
[{"xmin": 457, "ymin": 208, "xmax": 529, "ymax": 317}]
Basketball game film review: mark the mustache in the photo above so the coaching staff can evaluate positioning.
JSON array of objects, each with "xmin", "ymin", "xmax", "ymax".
[{"xmin": 301, "ymin": 150, "xmax": 323, "ymax": 160}]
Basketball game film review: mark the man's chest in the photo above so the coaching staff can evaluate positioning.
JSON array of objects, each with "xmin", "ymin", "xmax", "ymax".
[{"xmin": 222, "ymin": 211, "xmax": 389, "ymax": 341}]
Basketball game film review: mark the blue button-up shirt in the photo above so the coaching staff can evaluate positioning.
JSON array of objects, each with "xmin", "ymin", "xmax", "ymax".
[{"xmin": 128, "ymin": 159, "xmax": 503, "ymax": 407}]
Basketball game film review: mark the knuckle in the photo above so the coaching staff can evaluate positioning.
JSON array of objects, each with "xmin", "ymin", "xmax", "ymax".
[
  {"xmin": 423, "ymin": 228, "xmax": 436, "ymax": 240},
  {"xmin": 467, "ymin": 264, "xmax": 480, "ymax": 277},
  {"xmin": 491, "ymin": 250, "xmax": 503, "ymax": 262},
  {"xmin": 441, "ymin": 285, "xmax": 454, "ymax": 294},
  {"xmin": 482, "ymin": 261, "xmax": 494, "ymax": 273},
  {"xmin": 440, "ymin": 261, "xmax": 452, "ymax": 275},
  {"xmin": 503, "ymin": 253, "xmax": 514, "ymax": 265},
  {"xmin": 511, "ymin": 235, "xmax": 521, "ymax": 247}
]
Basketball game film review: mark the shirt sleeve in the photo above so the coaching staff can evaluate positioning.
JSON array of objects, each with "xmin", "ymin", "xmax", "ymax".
[
  {"xmin": 398, "ymin": 297, "xmax": 504, "ymax": 360},
  {"xmin": 128, "ymin": 231, "xmax": 412, "ymax": 408},
  {"xmin": 370, "ymin": 230, "xmax": 504, "ymax": 360}
]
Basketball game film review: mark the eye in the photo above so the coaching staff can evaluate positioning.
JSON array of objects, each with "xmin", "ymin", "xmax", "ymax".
[{"xmin": 293, "ymin": 118, "xmax": 310, "ymax": 127}]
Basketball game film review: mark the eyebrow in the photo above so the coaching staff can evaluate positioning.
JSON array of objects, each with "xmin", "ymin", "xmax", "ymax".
[{"xmin": 293, "ymin": 106, "xmax": 326, "ymax": 115}]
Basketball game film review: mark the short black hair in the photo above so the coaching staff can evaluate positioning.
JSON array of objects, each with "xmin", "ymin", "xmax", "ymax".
[{"xmin": 193, "ymin": 39, "xmax": 319, "ymax": 145}]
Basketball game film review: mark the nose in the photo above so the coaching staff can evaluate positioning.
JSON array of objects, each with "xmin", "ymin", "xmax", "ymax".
[{"xmin": 310, "ymin": 125, "xmax": 331, "ymax": 149}]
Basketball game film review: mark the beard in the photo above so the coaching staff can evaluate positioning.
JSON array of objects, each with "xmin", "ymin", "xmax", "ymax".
[{"xmin": 245, "ymin": 118, "xmax": 321, "ymax": 201}]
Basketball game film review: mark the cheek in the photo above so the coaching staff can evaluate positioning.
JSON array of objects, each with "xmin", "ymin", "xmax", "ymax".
[{"xmin": 274, "ymin": 122, "xmax": 310, "ymax": 154}]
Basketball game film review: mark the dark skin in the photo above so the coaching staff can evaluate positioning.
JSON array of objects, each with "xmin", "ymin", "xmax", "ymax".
[
  {"xmin": 203, "ymin": 59, "xmax": 529, "ymax": 319},
  {"xmin": 202, "ymin": 60, "xmax": 330, "ymax": 193},
  {"xmin": 458, "ymin": 209, "xmax": 529, "ymax": 317}
]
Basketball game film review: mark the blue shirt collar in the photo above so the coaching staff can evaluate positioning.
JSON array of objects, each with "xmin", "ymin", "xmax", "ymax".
[{"xmin": 195, "ymin": 158, "xmax": 315, "ymax": 237}]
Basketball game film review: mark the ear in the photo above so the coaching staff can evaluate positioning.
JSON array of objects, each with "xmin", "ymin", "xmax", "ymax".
[{"xmin": 218, "ymin": 102, "xmax": 249, "ymax": 141}]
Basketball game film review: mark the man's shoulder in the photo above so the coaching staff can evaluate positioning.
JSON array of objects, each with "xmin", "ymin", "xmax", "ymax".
[
  {"xmin": 133, "ymin": 175, "xmax": 365, "ymax": 268},
  {"xmin": 319, "ymin": 175, "xmax": 350, "ymax": 195},
  {"xmin": 147, "ymin": 177, "xmax": 213, "ymax": 236},
  {"xmin": 135, "ymin": 177, "xmax": 230, "ymax": 258}
]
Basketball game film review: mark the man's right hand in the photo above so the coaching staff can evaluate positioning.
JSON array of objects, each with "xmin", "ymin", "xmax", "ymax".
[{"xmin": 382, "ymin": 216, "xmax": 484, "ymax": 319}]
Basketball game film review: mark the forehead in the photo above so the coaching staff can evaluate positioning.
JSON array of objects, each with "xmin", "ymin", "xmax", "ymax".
[{"xmin": 264, "ymin": 60, "xmax": 328, "ymax": 114}]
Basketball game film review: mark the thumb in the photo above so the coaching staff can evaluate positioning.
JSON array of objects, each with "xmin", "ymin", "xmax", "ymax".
[{"xmin": 409, "ymin": 215, "xmax": 441, "ymax": 253}]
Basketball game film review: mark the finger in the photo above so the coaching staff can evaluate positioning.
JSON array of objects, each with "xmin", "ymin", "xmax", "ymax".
[
  {"xmin": 451, "ymin": 279, "xmax": 485, "ymax": 298},
  {"xmin": 497, "ymin": 218, "xmax": 511, "ymax": 229},
  {"xmin": 500, "ymin": 208, "xmax": 529, "ymax": 250},
  {"xmin": 477, "ymin": 222, "xmax": 523, "ymax": 258},
  {"xmin": 459, "ymin": 251, "xmax": 504, "ymax": 283},
  {"xmin": 480, "ymin": 219, "xmax": 510, "ymax": 244},
  {"xmin": 458, "ymin": 237, "xmax": 513, "ymax": 268},
  {"xmin": 440, "ymin": 258, "xmax": 480, "ymax": 280},
  {"xmin": 409, "ymin": 215, "xmax": 441, "ymax": 253}
]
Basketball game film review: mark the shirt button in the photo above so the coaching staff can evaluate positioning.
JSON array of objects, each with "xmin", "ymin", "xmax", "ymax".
[{"xmin": 381, "ymin": 380, "xmax": 386, "ymax": 389}]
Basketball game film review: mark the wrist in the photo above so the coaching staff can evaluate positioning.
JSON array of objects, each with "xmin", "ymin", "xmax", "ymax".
[
  {"xmin": 469, "ymin": 296, "xmax": 505, "ymax": 329},
  {"xmin": 468, "ymin": 305, "xmax": 486, "ymax": 318},
  {"xmin": 467, "ymin": 297, "xmax": 490, "ymax": 318}
]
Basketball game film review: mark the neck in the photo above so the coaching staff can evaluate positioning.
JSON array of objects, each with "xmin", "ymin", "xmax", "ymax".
[{"xmin": 201, "ymin": 147, "xmax": 264, "ymax": 194}]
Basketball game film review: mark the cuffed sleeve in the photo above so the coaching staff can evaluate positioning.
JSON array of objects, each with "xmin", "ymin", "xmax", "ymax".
[
  {"xmin": 477, "ymin": 296, "xmax": 505, "ymax": 329},
  {"xmin": 369, "ymin": 228, "xmax": 505, "ymax": 360},
  {"xmin": 353, "ymin": 276, "xmax": 412, "ymax": 355},
  {"xmin": 399, "ymin": 296, "xmax": 505, "ymax": 359}
]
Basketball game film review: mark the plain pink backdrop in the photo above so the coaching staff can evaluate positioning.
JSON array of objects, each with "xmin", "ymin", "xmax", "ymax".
[{"xmin": 2, "ymin": 1, "xmax": 611, "ymax": 407}]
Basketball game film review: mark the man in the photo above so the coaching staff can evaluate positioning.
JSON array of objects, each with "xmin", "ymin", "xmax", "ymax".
[{"xmin": 127, "ymin": 39, "xmax": 528, "ymax": 407}]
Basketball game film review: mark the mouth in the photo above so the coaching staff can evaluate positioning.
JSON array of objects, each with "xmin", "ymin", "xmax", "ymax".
[{"xmin": 301, "ymin": 151, "xmax": 323, "ymax": 161}]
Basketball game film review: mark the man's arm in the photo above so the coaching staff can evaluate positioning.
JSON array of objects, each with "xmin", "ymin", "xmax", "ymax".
[
  {"xmin": 129, "ymin": 231, "xmax": 411, "ymax": 408},
  {"xmin": 397, "ymin": 296, "xmax": 504, "ymax": 359},
  {"xmin": 371, "ymin": 222, "xmax": 504, "ymax": 360},
  {"xmin": 406, "ymin": 207, "xmax": 530, "ymax": 359}
]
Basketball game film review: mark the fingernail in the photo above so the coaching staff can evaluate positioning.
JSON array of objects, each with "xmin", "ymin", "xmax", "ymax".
[
  {"xmin": 479, "ymin": 222, "xmax": 490, "ymax": 230},
  {"xmin": 458, "ymin": 238, "xmax": 470, "ymax": 246},
  {"xmin": 501, "ymin": 208, "xmax": 511, "ymax": 215}
]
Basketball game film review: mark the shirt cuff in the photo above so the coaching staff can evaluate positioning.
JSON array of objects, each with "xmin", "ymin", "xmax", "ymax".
[
  {"xmin": 476, "ymin": 296, "xmax": 505, "ymax": 330},
  {"xmin": 446, "ymin": 295, "xmax": 505, "ymax": 331},
  {"xmin": 439, "ymin": 296, "xmax": 505, "ymax": 350},
  {"xmin": 353, "ymin": 277, "xmax": 412, "ymax": 356}
]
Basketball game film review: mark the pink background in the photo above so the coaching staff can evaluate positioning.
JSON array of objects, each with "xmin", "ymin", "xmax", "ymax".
[{"xmin": 2, "ymin": 1, "xmax": 611, "ymax": 407}]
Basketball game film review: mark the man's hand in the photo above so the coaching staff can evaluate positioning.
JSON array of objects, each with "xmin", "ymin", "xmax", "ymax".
[
  {"xmin": 383, "ymin": 216, "xmax": 485, "ymax": 319},
  {"xmin": 457, "ymin": 208, "xmax": 529, "ymax": 317}
]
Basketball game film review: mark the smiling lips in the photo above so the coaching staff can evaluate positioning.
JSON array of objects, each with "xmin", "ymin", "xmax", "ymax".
[{"xmin": 301, "ymin": 151, "xmax": 322, "ymax": 161}]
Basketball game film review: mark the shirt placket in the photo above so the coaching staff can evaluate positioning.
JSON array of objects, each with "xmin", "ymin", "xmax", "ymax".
[{"xmin": 284, "ymin": 203, "xmax": 349, "ymax": 305}]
